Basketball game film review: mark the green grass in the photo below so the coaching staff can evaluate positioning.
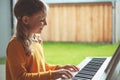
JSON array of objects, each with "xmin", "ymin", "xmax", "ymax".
[
  {"xmin": 0, "ymin": 57, "xmax": 6, "ymax": 64},
  {"xmin": 43, "ymin": 42, "xmax": 119, "ymax": 66},
  {"xmin": 0, "ymin": 42, "xmax": 119, "ymax": 65}
]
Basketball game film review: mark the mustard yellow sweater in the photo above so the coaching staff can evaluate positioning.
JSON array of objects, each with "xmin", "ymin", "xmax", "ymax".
[{"xmin": 6, "ymin": 38, "xmax": 60, "ymax": 80}]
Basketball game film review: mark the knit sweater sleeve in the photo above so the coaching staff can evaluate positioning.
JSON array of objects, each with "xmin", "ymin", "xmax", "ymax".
[
  {"xmin": 6, "ymin": 39, "xmax": 51, "ymax": 80},
  {"xmin": 45, "ymin": 62, "xmax": 62, "ymax": 71}
]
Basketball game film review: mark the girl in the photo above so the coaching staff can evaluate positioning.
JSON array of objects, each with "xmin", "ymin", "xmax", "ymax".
[{"xmin": 6, "ymin": 0, "xmax": 79, "ymax": 80}]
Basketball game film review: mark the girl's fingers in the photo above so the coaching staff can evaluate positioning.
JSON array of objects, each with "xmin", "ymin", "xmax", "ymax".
[
  {"xmin": 72, "ymin": 65, "xmax": 80, "ymax": 71},
  {"xmin": 60, "ymin": 69, "xmax": 73, "ymax": 79},
  {"xmin": 63, "ymin": 65, "xmax": 79, "ymax": 72}
]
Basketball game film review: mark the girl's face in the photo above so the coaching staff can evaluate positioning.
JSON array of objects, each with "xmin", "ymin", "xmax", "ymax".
[{"xmin": 24, "ymin": 11, "xmax": 47, "ymax": 34}]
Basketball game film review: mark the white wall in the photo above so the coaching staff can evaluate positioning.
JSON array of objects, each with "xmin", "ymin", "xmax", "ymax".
[
  {"xmin": 13, "ymin": 0, "xmax": 17, "ymax": 35},
  {"xmin": 0, "ymin": 0, "xmax": 11, "ymax": 57},
  {"xmin": 45, "ymin": 0, "xmax": 113, "ymax": 4},
  {"xmin": 116, "ymin": 1, "xmax": 120, "ymax": 42}
]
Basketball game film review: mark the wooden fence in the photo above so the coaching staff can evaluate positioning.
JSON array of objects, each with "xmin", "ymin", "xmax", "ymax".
[{"xmin": 41, "ymin": 2, "xmax": 112, "ymax": 43}]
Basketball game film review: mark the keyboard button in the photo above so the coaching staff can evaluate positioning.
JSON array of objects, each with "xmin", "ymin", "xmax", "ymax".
[
  {"xmin": 72, "ymin": 77, "xmax": 91, "ymax": 80},
  {"xmin": 78, "ymin": 70, "xmax": 96, "ymax": 76},
  {"xmin": 73, "ymin": 58, "xmax": 106, "ymax": 80},
  {"xmin": 75, "ymin": 73, "xmax": 93, "ymax": 79}
]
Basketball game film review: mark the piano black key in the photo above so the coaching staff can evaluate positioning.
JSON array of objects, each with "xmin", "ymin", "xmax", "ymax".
[
  {"xmin": 73, "ymin": 58, "xmax": 106, "ymax": 80},
  {"xmin": 75, "ymin": 73, "xmax": 93, "ymax": 79},
  {"xmin": 90, "ymin": 58, "xmax": 106, "ymax": 63},
  {"xmin": 84, "ymin": 64, "xmax": 101, "ymax": 69},
  {"xmin": 78, "ymin": 70, "xmax": 96, "ymax": 76},
  {"xmin": 72, "ymin": 77, "xmax": 91, "ymax": 80},
  {"xmin": 92, "ymin": 58, "xmax": 106, "ymax": 61},
  {"xmin": 90, "ymin": 60, "xmax": 105, "ymax": 64},
  {"xmin": 72, "ymin": 77, "xmax": 79, "ymax": 80},
  {"xmin": 82, "ymin": 67, "xmax": 98, "ymax": 72},
  {"xmin": 87, "ymin": 62, "xmax": 103, "ymax": 66}
]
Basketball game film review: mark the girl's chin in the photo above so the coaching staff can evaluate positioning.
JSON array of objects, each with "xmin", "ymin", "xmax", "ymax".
[{"xmin": 30, "ymin": 29, "xmax": 43, "ymax": 34}]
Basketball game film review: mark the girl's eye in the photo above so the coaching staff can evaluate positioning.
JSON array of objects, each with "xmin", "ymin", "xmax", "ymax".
[
  {"xmin": 40, "ymin": 19, "xmax": 45, "ymax": 22},
  {"xmin": 40, "ymin": 20, "xmax": 44, "ymax": 22}
]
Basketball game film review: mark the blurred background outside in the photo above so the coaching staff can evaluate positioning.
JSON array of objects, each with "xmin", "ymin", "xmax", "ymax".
[{"xmin": 0, "ymin": 0, "xmax": 120, "ymax": 79}]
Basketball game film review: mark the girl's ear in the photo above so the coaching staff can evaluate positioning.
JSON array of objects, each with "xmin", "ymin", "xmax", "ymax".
[{"xmin": 22, "ymin": 16, "xmax": 30, "ymax": 24}]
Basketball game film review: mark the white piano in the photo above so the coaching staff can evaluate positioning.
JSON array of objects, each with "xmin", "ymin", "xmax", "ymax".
[{"xmin": 59, "ymin": 44, "xmax": 120, "ymax": 80}]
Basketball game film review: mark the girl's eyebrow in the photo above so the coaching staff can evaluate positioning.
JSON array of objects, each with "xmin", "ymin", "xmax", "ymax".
[
  {"xmin": 34, "ymin": 16, "xmax": 43, "ymax": 20},
  {"xmin": 35, "ymin": 15, "xmax": 46, "ymax": 19}
]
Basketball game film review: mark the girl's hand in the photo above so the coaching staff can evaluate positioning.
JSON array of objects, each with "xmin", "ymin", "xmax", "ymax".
[
  {"xmin": 60, "ymin": 65, "xmax": 79, "ymax": 72},
  {"xmin": 51, "ymin": 69, "xmax": 73, "ymax": 80}
]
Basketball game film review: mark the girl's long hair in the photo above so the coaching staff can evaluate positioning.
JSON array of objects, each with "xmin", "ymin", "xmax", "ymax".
[{"xmin": 14, "ymin": 0, "xmax": 48, "ymax": 56}]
